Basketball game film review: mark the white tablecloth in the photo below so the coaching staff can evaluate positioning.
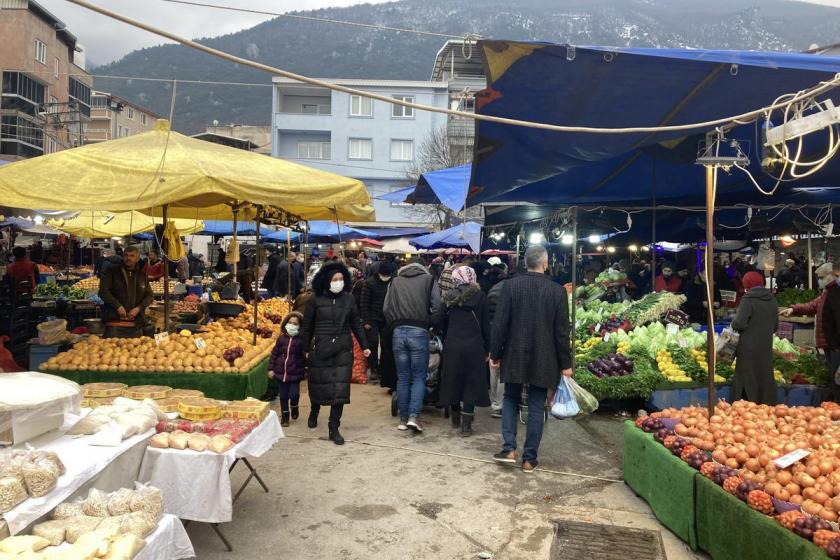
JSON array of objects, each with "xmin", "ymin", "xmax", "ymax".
[
  {"xmin": 138, "ymin": 411, "xmax": 283, "ymax": 523},
  {"xmin": 2, "ymin": 416, "xmax": 154, "ymax": 535},
  {"xmin": 136, "ymin": 514, "xmax": 194, "ymax": 560}
]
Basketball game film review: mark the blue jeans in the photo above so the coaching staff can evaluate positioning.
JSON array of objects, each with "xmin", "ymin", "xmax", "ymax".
[
  {"xmin": 501, "ymin": 383, "xmax": 548, "ymax": 464},
  {"xmin": 393, "ymin": 326, "xmax": 429, "ymax": 421}
]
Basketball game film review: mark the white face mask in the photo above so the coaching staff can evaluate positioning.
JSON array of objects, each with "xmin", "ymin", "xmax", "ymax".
[
  {"xmin": 285, "ymin": 324, "xmax": 299, "ymax": 336},
  {"xmin": 379, "ymin": 274, "xmax": 391, "ymax": 282},
  {"xmin": 329, "ymin": 280, "xmax": 345, "ymax": 294}
]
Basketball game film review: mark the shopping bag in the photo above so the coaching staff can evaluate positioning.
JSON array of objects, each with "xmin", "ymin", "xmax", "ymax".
[
  {"xmin": 567, "ymin": 377, "xmax": 598, "ymax": 414},
  {"xmin": 715, "ymin": 327, "xmax": 739, "ymax": 365},
  {"xmin": 550, "ymin": 377, "xmax": 579, "ymax": 419}
]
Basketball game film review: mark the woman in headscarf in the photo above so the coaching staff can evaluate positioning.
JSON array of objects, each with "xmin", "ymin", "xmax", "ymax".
[
  {"xmin": 731, "ymin": 271, "xmax": 778, "ymax": 405},
  {"xmin": 435, "ymin": 266, "xmax": 491, "ymax": 436}
]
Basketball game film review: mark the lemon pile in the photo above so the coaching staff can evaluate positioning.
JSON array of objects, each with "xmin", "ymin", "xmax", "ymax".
[
  {"xmin": 691, "ymin": 348, "xmax": 708, "ymax": 371},
  {"xmin": 657, "ymin": 350, "xmax": 692, "ymax": 382},
  {"xmin": 774, "ymin": 369, "xmax": 785, "ymax": 383},
  {"xmin": 617, "ymin": 341, "xmax": 631, "ymax": 355},
  {"xmin": 577, "ymin": 337, "xmax": 601, "ymax": 351}
]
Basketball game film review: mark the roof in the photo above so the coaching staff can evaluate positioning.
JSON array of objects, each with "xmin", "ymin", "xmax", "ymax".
[
  {"xmin": 430, "ymin": 39, "xmax": 487, "ymax": 82},
  {"xmin": 91, "ymin": 91, "xmax": 165, "ymax": 120},
  {"xmin": 273, "ymin": 77, "xmax": 448, "ymax": 89},
  {"xmin": 191, "ymin": 132, "xmax": 259, "ymax": 151},
  {"xmin": 26, "ymin": 0, "xmax": 77, "ymax": 47}
]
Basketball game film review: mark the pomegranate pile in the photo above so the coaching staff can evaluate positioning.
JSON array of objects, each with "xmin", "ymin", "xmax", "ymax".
[{"xmin": 638, "ymin": 400, "xmax": 840, "ymax": 557}]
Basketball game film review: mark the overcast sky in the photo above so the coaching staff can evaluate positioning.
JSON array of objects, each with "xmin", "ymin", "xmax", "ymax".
[{"xmin": 40, "ymin": 0, "xmax": 391, "ymax": 66}]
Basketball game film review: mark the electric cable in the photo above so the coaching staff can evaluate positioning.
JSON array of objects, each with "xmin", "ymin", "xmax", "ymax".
[{"xmin": 63, "ymin": 0, "xmax": 840, "ymax": 136}]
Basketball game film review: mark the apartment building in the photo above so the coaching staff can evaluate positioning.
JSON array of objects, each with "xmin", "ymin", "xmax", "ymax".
[
  {"xmin": 271, "ymin": 78, "xmax": 448, "ymax": 223},
  {"xmin": 85, "ymin": 91, "xmax": 162, "ymax": 143},
  {"xmin": 0, "ymin": 0, "xmax": 92, "ymax": 161},
  {"xmin": 198, "ymin": 124, "xmax": 272, "ymax": 155},
  {"xmin": 430, "ymin": 40, "xmax": 486, "ymax": 163}
]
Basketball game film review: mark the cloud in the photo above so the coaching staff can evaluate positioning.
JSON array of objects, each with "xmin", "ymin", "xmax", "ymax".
[{"xmin": 39, "ymin": 0, "xmax": 390, "ymax": 66}]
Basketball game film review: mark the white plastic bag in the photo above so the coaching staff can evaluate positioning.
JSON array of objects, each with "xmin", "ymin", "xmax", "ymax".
[
  {"xmin": 715, "ymin": 328, "xmax": 739, "ymax": 365},
  {"xmin": 567, "ymin": 377, "xmax": 599, "ymax": 414},
  {"xmin": 550, "ymin": 378, "xmax": 579, "ymax": 419}
]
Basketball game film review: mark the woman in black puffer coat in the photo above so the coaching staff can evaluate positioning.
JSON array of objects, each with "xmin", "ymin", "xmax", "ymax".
[{"xmin": 301, "ymin": 261, "xmax": 369, "ymax": 445}]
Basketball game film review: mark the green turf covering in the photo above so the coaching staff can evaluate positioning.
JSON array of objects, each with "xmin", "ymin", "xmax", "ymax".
[
  {"xmin": 623, "ymin": 420, "xmax": 699, "ymax": 550},
  {"xmin": 48, "ymin": 357, "xmax": 269, "ymax": 400},
  {"xmin": 695, "ymin": 474, "xmax": 827, "ymax": 560}
]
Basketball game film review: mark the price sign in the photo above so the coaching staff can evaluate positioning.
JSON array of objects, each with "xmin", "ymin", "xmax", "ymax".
[
  {"xmin": 666, "ymin": 323, "xmax": 680, "ymax": 336},
  {"xmin": 664, "ymin": 309, "xmax": 690, "ymax": 328},
  {"xmin": 194, "ymin": 337, "xmax": 206, "ymax": 350},
  {"xmin": 211, "ymin": 291, "xmax": 221, "ymax": 302},
  {"xmin": 594, "ymin": 323, "xmax": 601, "ymax": 333},
  {"xmin": 773, "ymin": 448, "xmax": 810, "ymax": 470},
  {"xmin": 604, "ymin": 332, "xmax": 611, "ymax": 342},
  {"xmin": 154, "ymin": 332, "xmax": 169, "ymax": 345}
]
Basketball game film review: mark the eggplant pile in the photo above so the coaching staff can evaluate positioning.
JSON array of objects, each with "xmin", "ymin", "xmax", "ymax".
[{"xmin": 586, "ymin": 353, "xmax": 635, "ymax": 378}]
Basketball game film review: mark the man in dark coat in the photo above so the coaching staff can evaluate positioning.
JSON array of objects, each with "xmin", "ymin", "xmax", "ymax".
[
  {"xmin": 731, "ymin": 271, "xmax": 779, "ymax": 405},
  {"xmin": 261, "ymin": 246, "xmax": 282, "ymax": 298},
  {"xmin": 291, "ymin": 252, "xmax": 306, "ymax": 296},
  {"xmin": 487, "ymin": 266, "xmax": 515, "ymax": 417},
  {"xmin": 273, "ymin": 253, "xmax": 291, "ymax": 297},
  {"xmin": 490, "ymin": 245, "xmax": 572, "ymax": 473},
  {"xmin": 98, "ymin": 246, "xmax": 154, "ymax": 328},
  {"xmin": 360, "ymin": 260, "xmax": 393, "ymax": 384}
]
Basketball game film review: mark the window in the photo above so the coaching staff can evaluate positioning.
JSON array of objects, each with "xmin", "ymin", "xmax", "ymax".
[
  {"xmin": 54, "ymin": 57, "xmax": 60, "ymax": 78},
  {"xmin": 390, "ymin": 139, "xmax": 413, "ymax": 161},
  {"xmin": 48, "ymin": 96, "xmax": 58, "ymax": 114},
  {"xmin": 391, "ymin": 95, "xmax": 414, "ymax": 118},
  {"xmin": 117, "ymin": 125, "xmax": 122, "ymax": 137},
  {"xmin": 297, "ymin": 141, "xmax": 330, "ymax": 160},
  {"xmin": 91, "ymin": 96, "xmax": 108, "ymax": 109},
  {"xmin": 1, "ymin": 115, "xmax": 44, "ymax": 158},
  {"xmin": 127, "ymin": 107, "xmax": 134, "ymax": 120},
  {"xmin": 348, "ymin": 138, "xmax": 372, "ymax": 160},
  {"xmin": 35, "ymin": 40, "xmax": 46, "ymax": 65},
  {"xmin": 68, "ymin": 77, "xmax": 91, "ymax": 118},
  {"xmin": 46, "ymin": 136, "xmax": 57, "ymax": 154},
  {"xmin": 349, "ymin": 95, "xmax": 372, "ymax": 117},
  {"xmin": 1, "ymin": 72, "xmax": 46, "ymax": 116},
  {"xmin": 140, "ymin": 113, "xmax": 147, "ymax": 125}
]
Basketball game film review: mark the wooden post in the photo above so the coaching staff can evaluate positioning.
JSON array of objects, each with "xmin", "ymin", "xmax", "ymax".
[
  {"xmin": 705, "ymin": 165, "xmax": 717, "ymax": 417},
  {"xmin": 286, "ymin": 227, "xmax": 292, "ymax": 298},
  {"xmin": 570, "ymin": 208, "xmax": 579, "ymax": 371},
  {"xmin": 252, "ymin": 206, "xmax": 261, "ymax": 346},
  {"xmin": 807, "ymin": 236, "xmax": 813, "ymax": 290},
  {"xmin": 162, "ymin": 204, "xmax": 170, "ymax": 332},
  {"xmin": 231, "ymin": 205, "xmax": 239, "ymax": 279}
]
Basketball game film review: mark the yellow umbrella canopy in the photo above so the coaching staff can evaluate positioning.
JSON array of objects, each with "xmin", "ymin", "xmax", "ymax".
[
  {"xmin": 0, "ymin": 120, "xmax": 374, "ymax": 221},
  {"xmin": 48, "ymin": 210, "xmax": 204, "ymax": 238}
]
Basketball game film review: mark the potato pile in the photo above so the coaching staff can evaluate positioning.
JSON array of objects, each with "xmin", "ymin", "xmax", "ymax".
[
  {"xmin": 71, "ymin": 277, "xmax": 99, "ymax": 292},
  {"xmin": 42, "ymin": 322, "xmax": 277, "ymax": 374}
]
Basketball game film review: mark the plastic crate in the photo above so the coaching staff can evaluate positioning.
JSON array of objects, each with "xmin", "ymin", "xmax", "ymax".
[{"xmin": 28, "ymin": 342, "xmax": 67, "ymax": 371}]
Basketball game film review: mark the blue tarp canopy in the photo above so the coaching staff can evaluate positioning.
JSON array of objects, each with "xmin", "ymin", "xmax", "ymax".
[
  {"xmin": 469, "ymin": 41, "xmax": 840, "ymax": 207},
  {"xmin": 263, "ymin": 221, "xmax": 372, "ymax": 243},
  {"xmin": 358, "ymin": 227, "xmax": 430, "ymax": 238},
  {"xmin": 374, "ymin": 166, "xmax": 472, "ymax": 212},
  {"xmin": 200, "ymin": 220, "xmax": 276, "ymax": 236},
  {"xmin": 377, "ymin": 186, "xmax": 415, "ymax": 203},
  {"xmin": 410, "ymin": 222, "xmax": 482, "ymax": 253}
]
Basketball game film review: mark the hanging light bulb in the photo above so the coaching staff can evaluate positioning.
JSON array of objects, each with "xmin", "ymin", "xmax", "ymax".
[
  {"xmin": 628, "ymin": 244, "xmax": 638, "ymax": 252},
  {"xmin": 561, "ymin": 234, "xmax": 574, "ymax": 245},
  {"xmin": 596, "ymin": 245, "xmax": 604, "ymax": 252},
  {"xmin": 528, "ymin": 231, "xmax": 545, "ymax": 244},
  {"xmin": 588, "ymin": 234, "xmax": 600, "ymax": 244},
  {"xmin": 606, "ymin": 246, "xmax": 616, "ymax": 254}
]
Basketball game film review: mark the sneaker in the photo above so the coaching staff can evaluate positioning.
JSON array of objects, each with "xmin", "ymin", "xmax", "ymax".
[
  {"xmin": 397, "ymin": 422, "xmax": 408, "ymax": 431},
  {"xmin": 522, "ymin": 460, "xmax": 538, "ymax": 474},
  {"xmin": 493, "ymin": 450, "xmax": 517, "ymax": 464},
  {"xmin": 406, "ymin": 416, "xmax": 423, "ymax": 433},
  {"xmin": 491, "ymin": 409, "xmax": 502, "ymax": 419}
]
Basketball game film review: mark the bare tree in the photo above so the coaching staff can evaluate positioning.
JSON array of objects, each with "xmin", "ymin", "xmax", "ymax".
[{"xmin": 402, "ymin": 125, "xmax": 474, "ymax": 229}]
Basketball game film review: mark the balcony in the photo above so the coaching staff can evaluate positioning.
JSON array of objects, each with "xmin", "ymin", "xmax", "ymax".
[
  {"xmin": 84, "ymin": 129, "xmax": 112, "ymax": 142},
  {"xmin": 448, "ymin": 118, "xmax": 475, "ymax": 144}
]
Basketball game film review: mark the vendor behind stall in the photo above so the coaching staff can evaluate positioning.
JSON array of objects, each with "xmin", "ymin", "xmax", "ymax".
[
  {"xmin": 99, "ymin": 246, "xmax": 154, "ymax": 327},
  {"xmin": 145, "ymin": 249, "xmax": 164, "ymax": 281},
  {"xmin": 5, "ymin": 247, "xmax": 39, "ymax": 292}
]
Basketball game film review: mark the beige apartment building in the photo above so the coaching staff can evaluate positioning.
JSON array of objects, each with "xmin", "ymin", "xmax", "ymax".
[
  {"xmin": 0, "ymin": 0, "xmax": 93, "ymax": 161},
  {"xmin": 86, "ymin": 91, "xmax": 162, "ymax": 143}
]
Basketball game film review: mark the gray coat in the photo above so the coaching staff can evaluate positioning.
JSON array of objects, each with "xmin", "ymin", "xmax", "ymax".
[
  {"xmin": 383, "ymin": 263, "xmax": 441, "ymax": 329},
  {"xmin": 489, "ymin": 272, "xmax": 572, "ymax": 389},
  {"xmin": 731, "ymin": 287, "xmax": 779, "ymax": 405}
]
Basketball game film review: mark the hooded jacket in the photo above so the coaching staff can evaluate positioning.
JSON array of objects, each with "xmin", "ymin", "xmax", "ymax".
[
  {"xmin": 268, "ymin": 312, "xmax": 306, "ymax": 383},
  {"xmin": 383, "ymin": 263, "xmax": 441, "ymax": 329},
  {"xmin": 360, "ymin": 274, "xmax": 390, "ymax": 325},
  {"xmin": 731, "ymin": 287, "xmax": 779, "ymax": 405}
]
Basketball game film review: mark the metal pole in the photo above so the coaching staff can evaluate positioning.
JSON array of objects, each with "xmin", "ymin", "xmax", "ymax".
[
  {"xmin": 570, "ymin": 208, "xmax": 579, "ymax": 371},
  {"xmin": 705, "ymin": 165, "xmax": 717, "ymax": 417},
  {"xmin": 286, "ymin": 227, "xmax": 292, "ymax": 298},
  {"xmin": 253, "ymin": 206, "xmax": 261, "ymax": 346},
  {"xmin": 808, "ymin": 236, "xmax": 813, "ymax": 290},
  {"xmin": 333, "ymin": 207, "xmax": 344, "ymax": 261},
  {"xmin": 514, "ymin": 231, "xmax": 521, "ymax": 268},
  {"xmin": 162, "ymin": 204, "xmax": 170, "ymax": 332},
  {"xmin": 231, "ymin": 205, "xmax": 239, "ymax": 279}
]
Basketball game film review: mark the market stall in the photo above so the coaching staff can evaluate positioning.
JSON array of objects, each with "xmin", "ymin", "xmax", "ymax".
[{"xmin": 625, "ymin": 400, "xmax": 840, "ymax": 559}]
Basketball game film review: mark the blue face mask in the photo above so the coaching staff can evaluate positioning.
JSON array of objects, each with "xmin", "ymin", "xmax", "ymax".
[{"xmin": 836, "ymin": 277, "xmax": 840, "ymax": 288}]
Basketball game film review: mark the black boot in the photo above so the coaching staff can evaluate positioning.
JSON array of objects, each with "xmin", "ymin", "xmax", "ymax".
[
  {"xmin": 291, "ymin": 405, "xmax": 299, "ymax": 420},
  {"xmin": 451, "ymin": 406, "xmax": 461, "ymax": 429},
  {"xmin": 281, "ymin": 411, "xmax": 290, "ymax": 427},
  {"xmin": 461, "ymin": 412, "xmax": 474, "ymax": 437},
  {"xmin": 328, "ymin": 423, "xmax": 345, "ymax": 445},
  {"xmin": 308, "ymin": 410, "xmax": 318, "ymax": 429}
]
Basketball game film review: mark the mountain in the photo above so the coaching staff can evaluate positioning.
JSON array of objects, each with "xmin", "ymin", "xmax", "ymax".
[{"xmin": 93, "ymin": 0, "xmax": 840, "ymax": 134}]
